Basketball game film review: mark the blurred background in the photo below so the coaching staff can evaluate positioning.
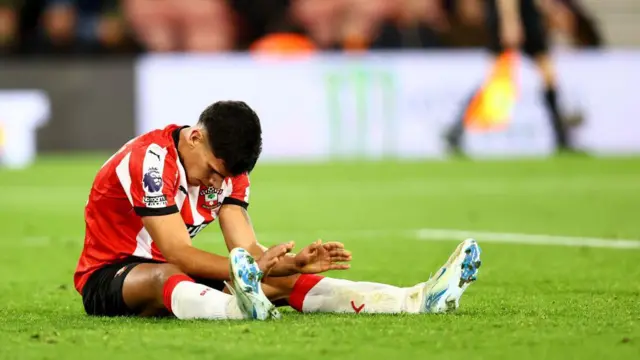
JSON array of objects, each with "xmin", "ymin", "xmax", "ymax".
[
  {"xmin": 2, "ymin": 3, "xmax": 640, "ymax": 356},
  {"xmin": 0, "ymin": 0, "xmax": 639, "ymax": 166},
  {"xmin": 0, "ymin": 0, "xmax": 617, "ymax": 56}
]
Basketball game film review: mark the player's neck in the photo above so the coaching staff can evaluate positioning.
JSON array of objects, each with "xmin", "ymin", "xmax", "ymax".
[{"xmin": 175, "ymin": 127, "xmax": 191, "ymax": 159}]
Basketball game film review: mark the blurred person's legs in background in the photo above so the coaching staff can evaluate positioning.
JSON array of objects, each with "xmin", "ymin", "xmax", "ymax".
[
  {"xmin": 520, "ymin": 0, "xmax": 572, "ymax": 152},
  {"xmin": 445, "ymin": 0, "xmax": 576, "ymax": 155}
]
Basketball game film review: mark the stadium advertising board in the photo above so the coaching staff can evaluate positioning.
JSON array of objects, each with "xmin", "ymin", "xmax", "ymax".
[
  {"xmin": 136, "ymin": 50, "xmax": 640, "ymax": 161},
  {"xmin": 0, "ymin": 59, "xmax": 136, "ymax": 153},
  {"xmin": 0, "ymin": 91, "xmax": 50, "ymax": 169}
]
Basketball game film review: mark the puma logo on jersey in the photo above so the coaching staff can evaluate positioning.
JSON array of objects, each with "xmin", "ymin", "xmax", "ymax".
[{"xmin": 148, "ymin": 150, "xmax": 161, "ymax": 161}]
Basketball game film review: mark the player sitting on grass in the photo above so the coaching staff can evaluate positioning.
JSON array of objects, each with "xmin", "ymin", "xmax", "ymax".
[{"xmin": 74, "ymin": 100, "xmax": 482, "ymax": 320}]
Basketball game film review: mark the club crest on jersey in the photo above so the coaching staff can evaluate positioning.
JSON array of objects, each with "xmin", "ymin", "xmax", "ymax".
[
  {"xmin": 143, "ymin": 167, "xmax": 163, "ymax": 194},
  {"xmin": 201, "ymin": 186, "xmax": 223, "ymax": 210}
]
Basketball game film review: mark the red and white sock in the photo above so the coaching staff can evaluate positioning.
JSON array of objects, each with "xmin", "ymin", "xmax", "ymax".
[
  {"xmin": 162, "ymin": 274, "xmax": 246, "ymax": 320},
  {"xmin": 289, "ymin": 275, "xmax": 424, "ymax": 314}
]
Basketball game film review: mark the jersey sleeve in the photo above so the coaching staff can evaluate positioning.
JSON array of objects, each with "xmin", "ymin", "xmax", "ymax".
[
  {"xmin": 125, "ymin": 143, "xmax": 179, "ymax": 217},
  {"xmin": 222, "ymin": 173, "xmax": 250, "ymax": 209}
]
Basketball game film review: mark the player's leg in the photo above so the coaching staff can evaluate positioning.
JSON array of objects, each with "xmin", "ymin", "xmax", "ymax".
[
  {"xmin": 120, "ymin": 262, "xmax": 250, "ymax": 319},
  {"xmin": 82, "ymin": 253, "xmax": 280, "ymax": 320},
  {"xmin": 83, "ymin": 259, "xmax": 248, "ymax": 320},
  {"xmin": 128, "ymin": 249, "xmax": 288, "ymax": 321},
  {"xmin": 524, "ymin": 0, "xmax": 571, "ymax": 151},
  {"xmin": 262, "ymin": 239, "xmax": 482, "ymax": 314}
]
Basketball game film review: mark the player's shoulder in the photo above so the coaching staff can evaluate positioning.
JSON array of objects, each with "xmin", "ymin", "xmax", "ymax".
[
  {"xmin": 222, "ymin": 172, "xmax": 251, "ymax": 205},
  {"xmin": 129, "ymin": 124, "xmax": 183, "ymax": 160},
  {"xmin": 227, "ymin": 172, "xmax": 250, "ymax": 185}
]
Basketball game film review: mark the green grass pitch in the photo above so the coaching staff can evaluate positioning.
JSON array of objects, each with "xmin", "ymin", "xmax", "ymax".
[{"xmin": 0, "ymin": 154, "xmax": 639, "ymax": 359}]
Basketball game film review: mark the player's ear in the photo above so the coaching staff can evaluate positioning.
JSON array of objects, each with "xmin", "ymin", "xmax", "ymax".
[{"xmin": 188, "ymin": 128, "xmax": 205, "ymax": 148}]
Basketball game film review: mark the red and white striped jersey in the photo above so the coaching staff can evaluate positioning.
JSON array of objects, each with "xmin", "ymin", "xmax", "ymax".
[{"xmin": 74, "ymin": 124, "xmax": 250, "ymax": 294}]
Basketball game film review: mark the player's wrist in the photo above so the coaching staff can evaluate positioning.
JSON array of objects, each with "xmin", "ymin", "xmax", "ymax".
[{"xmin": 268, "ymin": 255, "xmax": 300, "ymax": 277}]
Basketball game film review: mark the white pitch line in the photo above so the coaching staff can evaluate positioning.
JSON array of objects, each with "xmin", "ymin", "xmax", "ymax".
[
  {"xmin": 253, "ymin": 228, "xmax": 640, "ymax": 250},
  {"xmin": 7, "ymin": 228, "xmax": 640, "ymax": 250},
  {"xmin": 413, "ymin": 228, "xmax": 640, "ymax": 249}
]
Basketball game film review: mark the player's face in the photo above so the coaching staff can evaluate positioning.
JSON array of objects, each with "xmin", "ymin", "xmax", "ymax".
[{"xmin": 184, "ymin": 129, "xmax": 230, "ymax": 188}]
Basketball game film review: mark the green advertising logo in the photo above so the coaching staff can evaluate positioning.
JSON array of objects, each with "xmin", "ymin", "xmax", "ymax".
[{"xmin": 325, "ymin": 65, "xmax": 396, "ymax": 158}]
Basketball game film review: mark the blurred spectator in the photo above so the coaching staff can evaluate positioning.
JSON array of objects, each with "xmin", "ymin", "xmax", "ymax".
[
  {"xmin": 0, "ymin": 0, "xmax": 608, "ymax": 56},
  {"xmin": 288, "ymin": 0, "xmax": 345, "ymax": 50},
  {"xmin": 540, "ymin": 0, "xmax": 603, "ymax": 48},
  {"xmin": 229, "ymin": 0, "xmax": 290, "ymax": 49},
  {"xmin": 42, "ymin": 1, "xmax": 76, "ymax": 48},
  {"xmin": 0, "ymin": 0, "xmax": 20, "ymax": 54},
  {"xmin": 15, "ymin": 0, "xmax": 131, "ymax": 55},
  {"xmin": 455, "ymin": 0, "xmax": 484, "ymax": 27},
  {"xmin": 442, "ymin": 0, "xmax": 489, "ymax": 48},
  {"xmin": 123, "ymin": 0, "xmax": 237, "ymax": 52},
  {"xmin": 371, "ymin": 0, "xmax": 449, "ymax": 49},
  {"xmin": 341, "ymin": 0, "xmax": 392, "ymax": 50}
]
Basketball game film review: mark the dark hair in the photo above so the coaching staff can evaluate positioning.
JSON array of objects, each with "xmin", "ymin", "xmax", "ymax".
[{"xmin": 198, "ymin": 100, "xmax": 262, "ymax": 175}]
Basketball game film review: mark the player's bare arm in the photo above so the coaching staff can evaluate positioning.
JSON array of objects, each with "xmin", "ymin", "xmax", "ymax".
[
  {"xmin": 142, "ymin": 212, "xmax": 293, "ymax": 280},
  {"xmin": 218, "ymin": 204, "xmax": 352, "ymax": 277}
]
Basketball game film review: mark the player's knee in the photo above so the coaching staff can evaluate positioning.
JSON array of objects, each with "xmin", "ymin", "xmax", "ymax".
[
  {"xmin": 143, "ymin": 264, "xmax": 186, "ymax": 311},
  {"xmin": 152, "ymin": 264, "xmax": 185, "ymax": 289}
]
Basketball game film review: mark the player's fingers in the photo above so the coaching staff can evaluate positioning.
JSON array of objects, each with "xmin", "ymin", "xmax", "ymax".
[
  {"xmin": 284, "ymin": 241, "xmax": 295, "ymax": 252},
  {"xmin": 268, "ymin": 242, "xmax": 289, "ymax": 253},
  {"xmin": 328, "ymin": 248, "xmax": 350, "ymax": 255},
  {"xmin": 329, "ymin": 250, "xmax": 351, "ymax": 259},
  {"xmin": 258, "ymin": 254, "xmax": 280, "ymax": 273},
  {"xmin": 302, "ymin": 242, "xmax": 319, "ymax": 255},
  {"xmin": 266, "ymin": 243, "xmax": 292, "ymax": 262},
  {"xmin": 331, "ymin": 255, "xmax": 352, "ymax": 263},
  {"xmin": 281, "ymin": 242, "xmax": 295, "ymax": 254},
  {"xmin": 322, "ymin": 241, "xmax": 345, "ymax": 250},
  {"xmin": 331, "ymin": 252, "xmax": 351, "ymax": 259},
  {"xmin": 329, "ymin": 263, "xmax": 351, "ymax": 270},
  {"xmin": 329, "ymin": 249, "xmax": 351, "ymax": 257}
]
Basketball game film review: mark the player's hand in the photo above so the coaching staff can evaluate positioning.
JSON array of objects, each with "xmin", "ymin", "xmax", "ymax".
[
  {"xmin": 501, "ymin": 19, "xmax": 523, "ymax": 49},
  {"xmin": 293, "ymin": 240, "xmax": 352, "ymax": 274},
  {"xmin": 256, "ymin": 242, "xmax": 295, "ymax": 276}
]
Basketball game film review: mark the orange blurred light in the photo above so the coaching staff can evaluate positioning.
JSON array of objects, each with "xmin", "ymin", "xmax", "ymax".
[
  {"xmin": 464, "ymin": 51, "xmax": 519, "ymax": 132},
  {"xmin": 250, "ymin": 33, "xmax": 317, "ymax": 57}
]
